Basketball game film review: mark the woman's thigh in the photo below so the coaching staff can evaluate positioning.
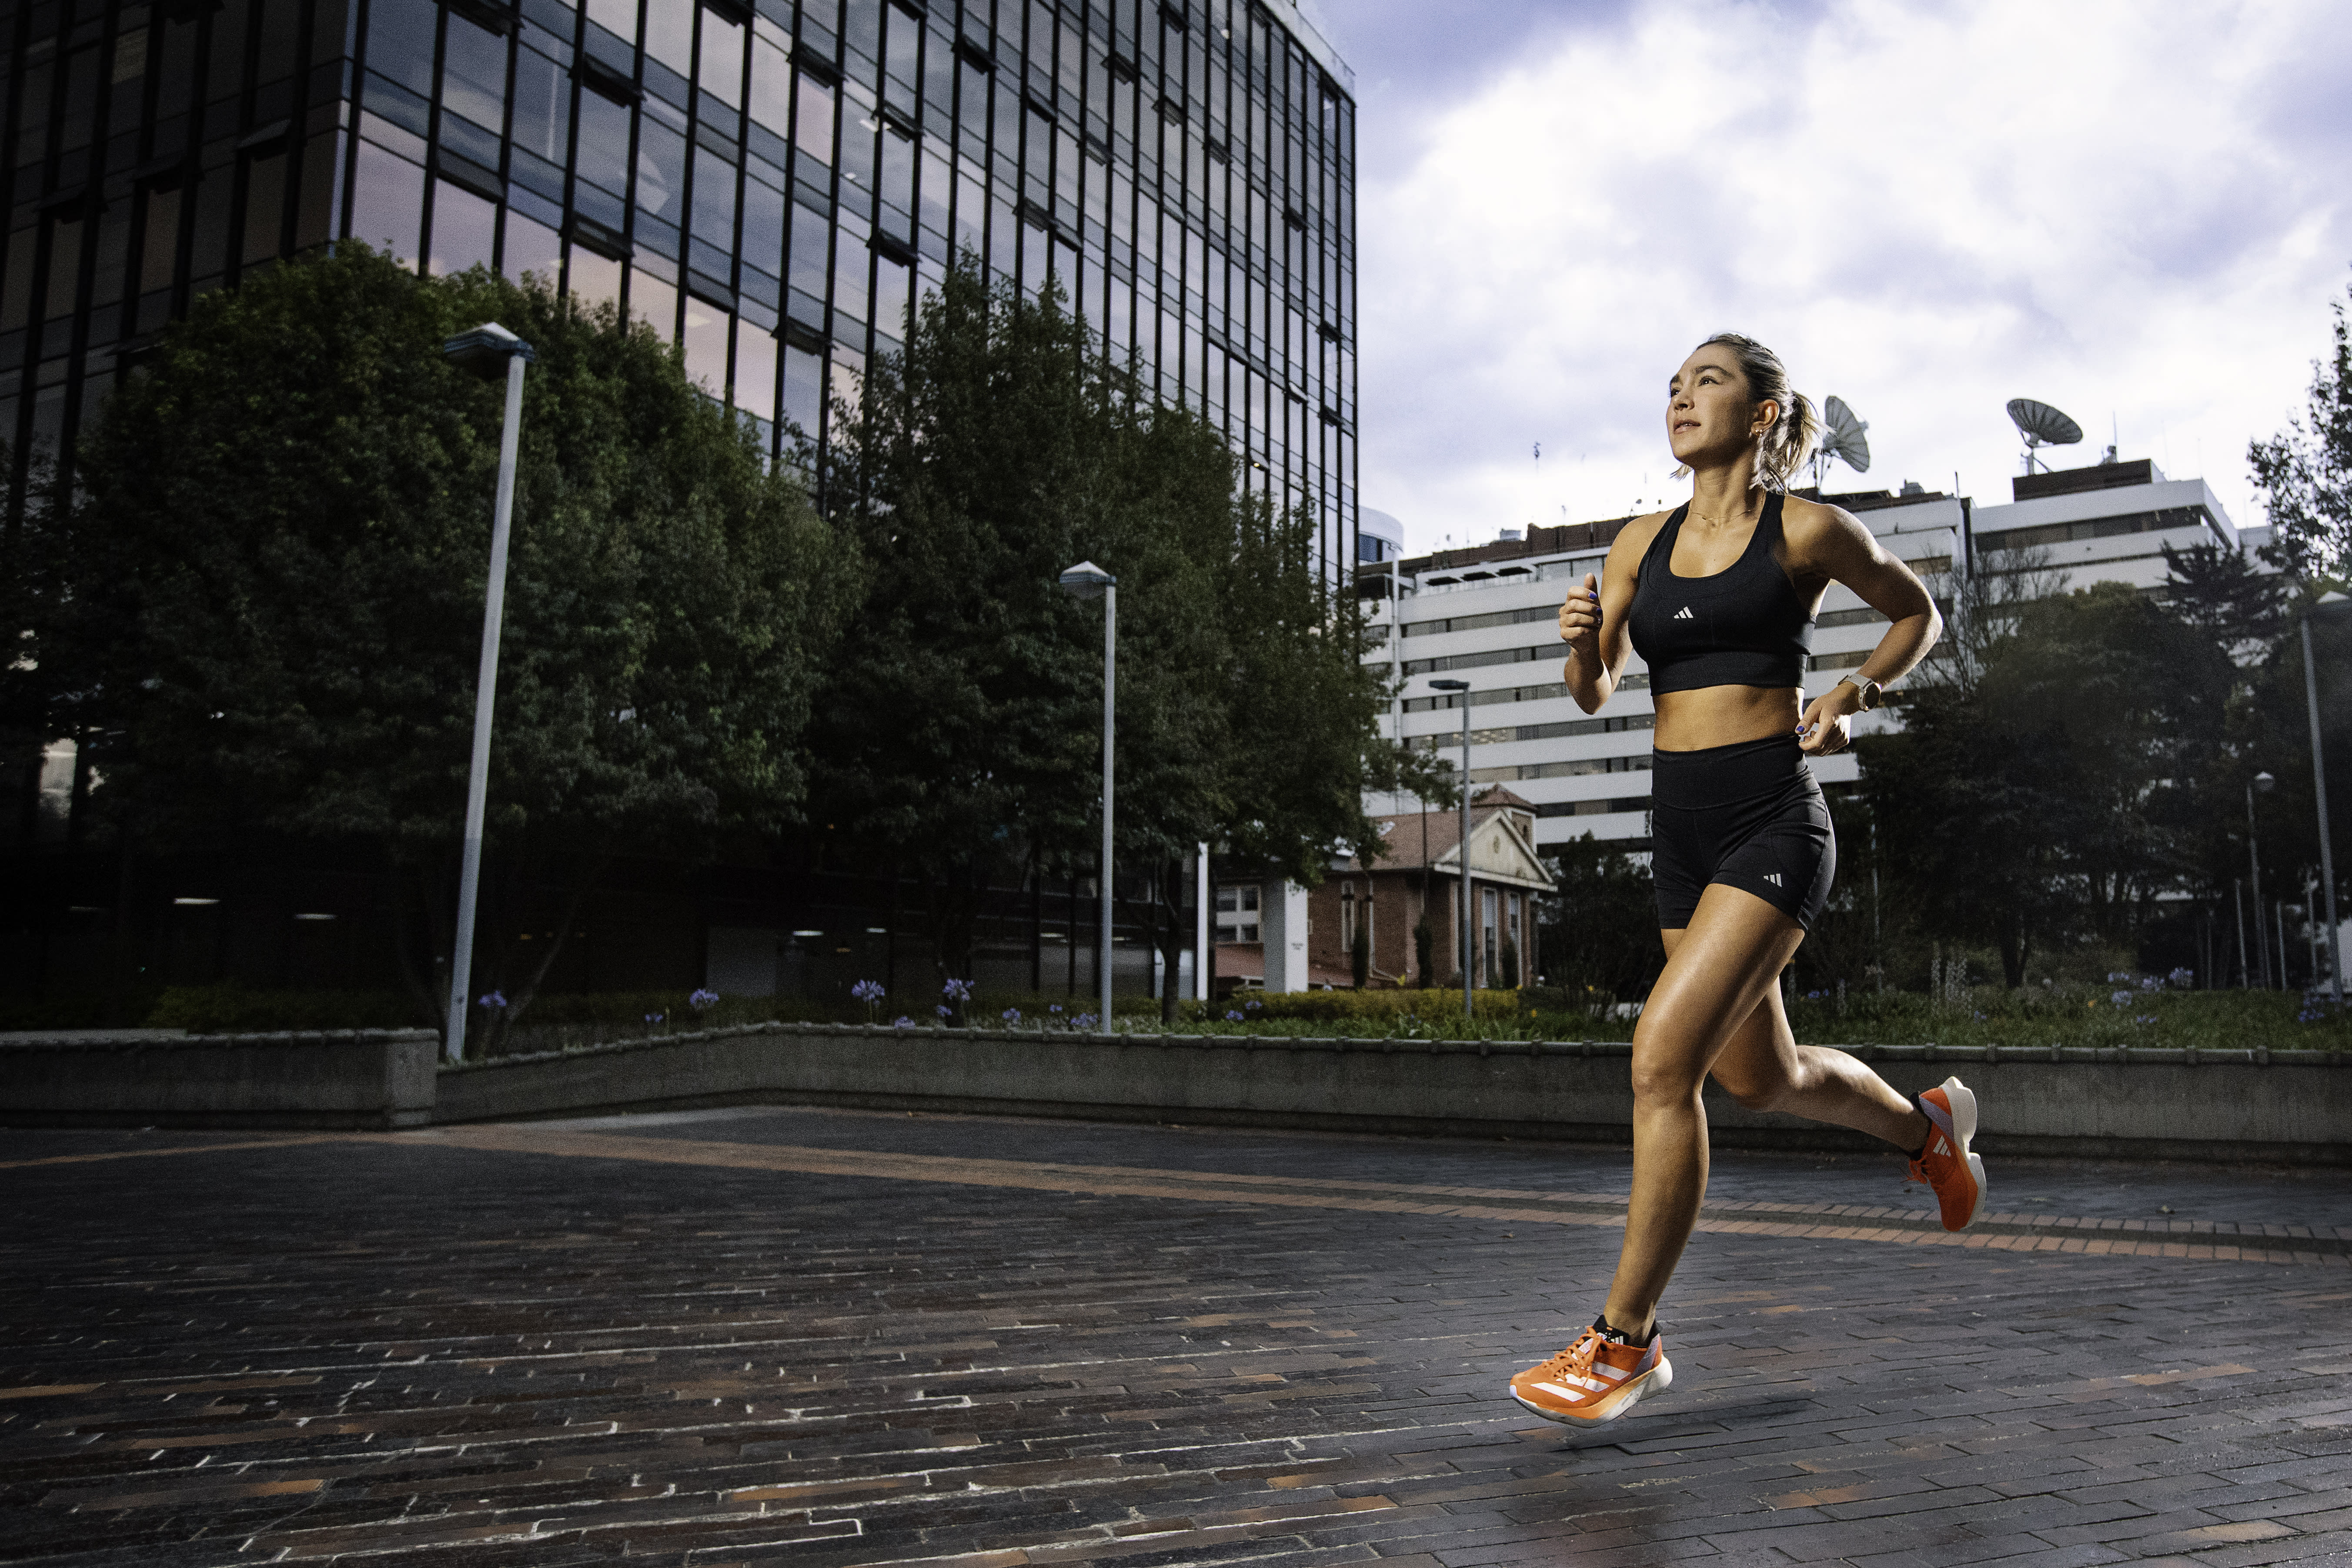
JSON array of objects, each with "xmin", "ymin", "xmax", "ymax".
[{"xmin": 1640, "ymin": 883, "xmax": 1804, "ymax": 1093}]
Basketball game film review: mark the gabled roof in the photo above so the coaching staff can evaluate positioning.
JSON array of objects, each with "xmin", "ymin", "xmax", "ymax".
[{"xmin": 1349, "ymin": 796, "xmax": 1555, "ymax": 891}]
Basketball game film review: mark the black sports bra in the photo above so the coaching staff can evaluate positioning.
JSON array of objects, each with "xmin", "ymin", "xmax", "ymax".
[{"xmin": 1625, "ymin": 491, "xmax": 1815, "ymax": 694}]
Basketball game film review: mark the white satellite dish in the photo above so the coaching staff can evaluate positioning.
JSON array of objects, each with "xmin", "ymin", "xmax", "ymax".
[
  {"xmin": 1809, "ymin": 395, "xmax": 1870, "ymax": 491},
  {"xmin": 2007, "ymin": 398, "xmax": 2083, "ymax": 475}
]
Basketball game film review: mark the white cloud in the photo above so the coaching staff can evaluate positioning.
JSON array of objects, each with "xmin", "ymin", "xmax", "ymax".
[{"xmin": 1356, "ymin": 0, "xmax": 2352, "ymax": 556}]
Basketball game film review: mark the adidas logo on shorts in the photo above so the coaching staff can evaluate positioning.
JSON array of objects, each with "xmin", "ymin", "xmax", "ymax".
[
  {"xmin": 1673, "ymin": 606, "xmax": 1695, "ymax": 620},
  {"xmin": 1763, "ymin": 872, "xmax": 1783, "ymax": 886}
]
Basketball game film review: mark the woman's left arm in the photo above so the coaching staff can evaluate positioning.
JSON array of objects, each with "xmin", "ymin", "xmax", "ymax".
[{"xmin": 1789, "ymin": 503, "xmax": 1942, "ymax": 756}]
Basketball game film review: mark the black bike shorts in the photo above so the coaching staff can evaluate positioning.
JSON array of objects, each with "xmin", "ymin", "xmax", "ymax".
[{"xmin": 1650, "ymin": 734, "xmax": 1835, "ymax": 931}]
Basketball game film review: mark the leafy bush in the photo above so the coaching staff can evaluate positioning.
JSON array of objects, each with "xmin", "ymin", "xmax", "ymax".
[{"xmin": 146, "ymin": 984, "xmax": 413, "ymax": 1033}]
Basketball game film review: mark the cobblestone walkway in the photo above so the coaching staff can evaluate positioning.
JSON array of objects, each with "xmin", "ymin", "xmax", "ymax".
[{"xmin": 3, "ymin": 1106, "xmax": 2349, "ymax": 1567}]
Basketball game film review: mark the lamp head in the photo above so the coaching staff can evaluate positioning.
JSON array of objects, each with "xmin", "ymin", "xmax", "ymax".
[
  {"xmin": 1057, "ymin": 560, "xmax": 1115, "ymax": 601},
  {"xmin": 443, "ymin": 321, "xmax": 538, "ymax": 372},
  {"xmin": 2255, "ymin": 770, "xmax": 2277, "ymax": 793},
  {"xmin": 1429, "ymin": 678, "xmax": 1470, "ymax": 692}
]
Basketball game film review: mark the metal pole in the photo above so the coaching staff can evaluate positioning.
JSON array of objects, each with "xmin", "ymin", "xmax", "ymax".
[
  {"xmin": 2247, "ymin": 784, "xmax": 2268, "ymax": 989},
  {"xmin": 2303, "ymin": 615, "xmax": 2344, "ymax": 1005},
  {"xmin": 2279, "ymin": 900, "xmax": 2291, "ymax": 992},
  {"xmin": 2234, "ymin": 878, "xmax": 2249, "ymax": 989},
  {"xmin": 1194, "ymin": 841, "xmax": 1210, "ymax": 1002},
  {"xmin": 444, "ymin": 350, "xmax": 527, "ymax": 1063},
  {"xmin": 1099, "ymin": 583, "xmax": 1116, "ymax": 1029},
  {"xmin": 1460, "ymin": 694, "xmax": 1473, "ymax": 1021}
]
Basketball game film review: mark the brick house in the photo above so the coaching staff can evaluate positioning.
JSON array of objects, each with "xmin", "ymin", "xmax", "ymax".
[{"xmin": 1307, "ymin": 786, "xmax": 1557, "ymax": 988}]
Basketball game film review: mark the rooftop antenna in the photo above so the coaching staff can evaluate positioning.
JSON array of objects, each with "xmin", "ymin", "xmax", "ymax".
[
  {"xmin": 2006, "ymin": 398, "xmax": 2083, "ymax": 475},
  {"xmin": 1810, "ymin": 395, "xmax": 1870, "ymax": 492}
]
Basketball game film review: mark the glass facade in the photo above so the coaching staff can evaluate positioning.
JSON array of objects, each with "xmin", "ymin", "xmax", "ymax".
[{"xmin": 1, "ymin": 0, "xmax": 1358, "ymax": 576}]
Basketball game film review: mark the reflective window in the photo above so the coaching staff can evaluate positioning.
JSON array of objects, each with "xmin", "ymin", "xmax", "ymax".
[
  {"xmin": 584, "ymin": 0, "xmax": 637, "ymax": 45},
  {"xmin": 645, "ymin": 0, "xmax": 693, "ymax": 76},
  {"xmin": 512, "ymin": 48, "xmax": 570, "ymax": 165},
  {"xmin": 795, "ymin": 76, "xmax": 836, "ymax": 168},
  {"xmin": 734, "ymin": 323, "xmax": 776, "ymax": 419},
  {"xmin": 740, "ymin": 173, "xmax": 784, "ymax": 281},
  {"xmin": 428, "ymin": 180, "xmax": 498, "ymax": 275},
  {"xmin": 568, "ymin": 247, "xmax": 623, "ymax": 309},
  {"xmin": 692, "ymin": 153, "xmax": 738, "ymax": 250},
  {"xmin": 748, "ymin": 37, "xmax": 792, "ymax": 131},
  {"xmin": 349, "ymin": 140, "xmax": 424, "ymax": 261},
  {"xmin": 630, "ymin": 267, "xmax": 677, "ymax": 336},
  {"xmin": 637, "ymin": 118, "xmax": 686, "ymax": 222},
  {"xmin": 366, "ymin": 0, "xmax": 438, "ymax": 98},
  {"xmin": 441, "ymin": 15, "xmax": 509, "ymax": 134},
  {"xmin": 505, "ymin": 212, "xmax": 561, "ymax": 284},
  {"xmin": 682, "ymin": 295, "xmax": 729, "ymax": 391},
  {"xmin": 575, "ymin": 92, "xmax": 633, "ymax": 200}
]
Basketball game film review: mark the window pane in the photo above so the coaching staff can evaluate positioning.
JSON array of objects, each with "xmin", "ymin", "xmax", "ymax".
[
  {"xmin": 748, "ymin": 38, "xmax": 792, "ymax": 133},
  {"xmin": 692, "ymin": 154, "xmax": 737, "ymax": 248},
  {"xmin": 682, "ymin": 296, "xmax": 728, "ymax": 391},
  {"xmin": 504, "ymin": 211, "xmax": 560, "ymax": 283},
  {"xmin": 138, "ymin": 189, "xmax": 180, "ymax": 294},
  {"xmin": 575, "ymin": 93, "xmax": 632, "ymax": 197},
  {"xmin": 365, "ymin": 0, "xmax": 438, "ymax": 97},
  {"xmin": 734, "ymin": 324, "xmax": 775, "ymax": 419},
  {"xmin": 512, "ymin": 48, "xmax": 570, "ymax": 164},
  {"xmin": 644, "ymin": 0, "xmax": 692, "ymax": 72},
  {"xmin": 698, "ymin": 13, "xmax": 744, "ymax": 106},
  {"xmin": 740, "ymin": 174, "xmax": 784, "ymax": 279},
  {"xmin": 349, "ymin": 139, "xmax": 424, "ymax": 261},
  {"xmin": 781, "ymin": 342, "xmax": 822, "ymax": 438},
  {"xmin": 795, "ymin": 76, "xmax": 835, "ymax": 167},
  {"xmin": 441, "ymin": 15, "xmax": 508, "ymax": 133},
  {"xmin": 630, "ymin": 267, "xmax": 676, "ymax": 336},
  {"xmin": 637, "ymin": 119, "xmax": 685, "ymax": 219},
  {"xmin": 242, "ymin": 153, "xmax": 286, "ymax": 264},
  {"xmin": 584, "ymin": 0, "xmax": 637, "ymax": 44},
  {"xmin": 428, "ymin": 180, "xmax": 497, "ymax": 274},
  {"xmin": 568, "ymin": 246, "xmax": 622, "ymax": 310}
]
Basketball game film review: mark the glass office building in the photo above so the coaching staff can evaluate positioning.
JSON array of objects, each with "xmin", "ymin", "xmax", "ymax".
[{"xmin": 1, "ymin": 0, "xmax": 1359, "ymax": 573}]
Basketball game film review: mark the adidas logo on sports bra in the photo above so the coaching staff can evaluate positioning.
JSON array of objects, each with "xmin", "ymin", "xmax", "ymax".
[{"xmin": 1673, "ymin": 606, "xmax": 1695, "ymax": 620}]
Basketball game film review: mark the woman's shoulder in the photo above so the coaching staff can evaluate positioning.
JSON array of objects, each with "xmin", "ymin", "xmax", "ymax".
[
  {"xmin": 1610, "ymin": 508, "xmax": 1675, "ymax": 558},
  {"xmin": 1777, "ymin": 491, "xmax": 1874, "ymax": 552}
]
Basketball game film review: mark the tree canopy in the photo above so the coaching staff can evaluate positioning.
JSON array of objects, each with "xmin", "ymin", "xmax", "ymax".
[
  {"xmin": 2249, "ymin": 273, "xmax": 2352, "ymax": 579},
  {"xmin": 809, "ymin": 257, "xmax": 1432, "ymax": 992},
  {"xmin": 21, "ymin": 245, "xmax": 855, "ymax": 1034}
]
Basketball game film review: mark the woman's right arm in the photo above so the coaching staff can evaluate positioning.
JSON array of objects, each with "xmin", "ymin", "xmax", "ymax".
[{"xmin": 1557, "ymin": 524, "xmax": 1646, "ymax": 714}]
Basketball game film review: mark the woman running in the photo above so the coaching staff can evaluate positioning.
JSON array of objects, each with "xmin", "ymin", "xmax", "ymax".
[{"xmin": 1509, "ymin": 332, "xmax": 1985, "ymax": 1428}]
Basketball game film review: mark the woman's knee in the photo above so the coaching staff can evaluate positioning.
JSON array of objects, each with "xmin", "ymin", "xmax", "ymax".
[
  {"xmin": 1628, "ymin": 1020, "xmax": 1710, "ymax": 1107},
  {"xmin": 1711, "ymin": 1068, "xmax": 1790, "ymax": 1113}
]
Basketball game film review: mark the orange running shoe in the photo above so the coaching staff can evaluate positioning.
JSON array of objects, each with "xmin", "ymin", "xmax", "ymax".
[
  {"xmin": 1508, "ymin": 1319, "xmax": 1673, "ymax": 1426},
  {"xmin": 1910, "ymin": 1074, "xmax": 1987, "ymax": 1231}
]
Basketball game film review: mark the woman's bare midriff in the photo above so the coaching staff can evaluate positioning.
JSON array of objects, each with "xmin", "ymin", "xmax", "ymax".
[{"xmin": 1652, "ymin": 685, "xmax": 1803, "ymax": 752}]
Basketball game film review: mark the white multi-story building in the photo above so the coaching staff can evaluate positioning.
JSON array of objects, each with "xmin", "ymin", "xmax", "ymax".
[{"xmin": 1359, "ymin": 458, "xmax": 2241, "ymax": 851}]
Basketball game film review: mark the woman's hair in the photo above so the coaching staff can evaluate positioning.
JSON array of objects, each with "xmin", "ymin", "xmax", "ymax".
[{"xmin": 1677, "ymin": 332, "xmax": 1820, "ymax": 491}]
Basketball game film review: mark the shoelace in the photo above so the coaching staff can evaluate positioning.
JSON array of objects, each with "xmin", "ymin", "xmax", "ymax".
[{"xmin": 1540, "ymin": 1326, "xmax": 1608, "ymax": 1382}]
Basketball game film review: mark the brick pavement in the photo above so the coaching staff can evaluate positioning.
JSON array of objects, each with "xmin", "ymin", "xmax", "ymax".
[{"xmin": 3, "ymin": 1105, "xmax": 2350, "ymax": 1567}]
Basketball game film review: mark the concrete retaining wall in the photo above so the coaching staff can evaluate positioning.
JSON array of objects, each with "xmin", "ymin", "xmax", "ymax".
[
  {"xmin": 435, "ymin": 1023, "xmax": 2352, "ymax": 1164},
  {"xmin": 0, "ymin": 1030, "xmax": 439, "ymax": 1130}
]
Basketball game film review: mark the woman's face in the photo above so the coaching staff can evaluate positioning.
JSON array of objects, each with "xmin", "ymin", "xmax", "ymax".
[{"xmin": 1667, "ymin": 345, "xmax": 1776, "ymax": 469}]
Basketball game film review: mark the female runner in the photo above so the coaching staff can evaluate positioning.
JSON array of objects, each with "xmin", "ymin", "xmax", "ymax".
[{"xmin": 1508, "ymin": 333, "xmax": 1986, "ymax": 1427}]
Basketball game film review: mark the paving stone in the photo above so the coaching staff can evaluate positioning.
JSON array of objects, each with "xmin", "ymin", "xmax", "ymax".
[{"xmin": 4, "ymin": 1106, "xmax": 2351, "ymax": 1565}]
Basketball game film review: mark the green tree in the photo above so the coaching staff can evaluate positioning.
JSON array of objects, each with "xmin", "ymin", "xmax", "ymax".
[
  {"xmin": 28, "ymin": 245, "xmax": 854, "ymax": 1044},
  {"xmin": 1859, "ymin": 577, "xmax": 2234, "ymax": 984},
  {"xmin": 813, "ymin": 257, "xmax": 1431, "ymax": 1010},
  {"xmin": 2249, "ymin": 274, "xmax": 2352, "ymax": 579},
  {"xmin": 1537, "ymin": 833, "xmax": 1663, "ymax": 1002},
  {"xmin": 2162, "ymin": 539, "xmax": 2286, "ymax": 653}
]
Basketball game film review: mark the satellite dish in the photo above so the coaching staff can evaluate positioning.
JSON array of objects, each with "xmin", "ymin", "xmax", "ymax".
[
  {"xmin": 1809, "ymin": 395, "xmax": 1870, "ymax": 491},
  {"xmin": 2006, "ymin": 398, "xmax": 2083, "ymax": 474}
]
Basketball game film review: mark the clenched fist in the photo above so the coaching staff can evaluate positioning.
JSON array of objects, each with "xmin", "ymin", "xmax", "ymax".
[{"xmin": 1557, "ymin": 572, "xmax": 1603, "ymax": 664}]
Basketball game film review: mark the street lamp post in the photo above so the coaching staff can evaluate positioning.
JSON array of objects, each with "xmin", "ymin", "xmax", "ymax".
[
  {"xmin": 1429, "ymin": 677, "xmax": 1473, "ymax": 1021},
  {"xmin": 2302, "ymin": 592, "xmax": 2348, "ymax": 1006},
  {"xmin": 2248, "ymin": 770, "xmax": 2276, "ymax": 990},
  {"xmin": 439, "ymin": 322, "xmax": 535, "ymax": 1063},
  {"xmin": 1059, "ymin": 562, "xmax": 1116, "ymax": 1030}
]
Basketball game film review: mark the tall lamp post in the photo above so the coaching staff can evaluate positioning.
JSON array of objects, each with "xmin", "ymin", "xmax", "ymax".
[
  {"xmin": 2302, "ymin": 592, "xmax": 2348, "ymax": 1006},
  {"xmin": 1059, "ymin": 562, "xmax": 1116, "ymax": 1029},
  {"xmin": 440, "ymin": 322, "xmax": 535, "ymax": 1063},
  {"xmin": 1429, "ymin": 677, "xmax": 1473, "ymax": 1021},
  {"xmin": 2248, "ymin": 770, "xmax": 2276, "ymax": 990}
]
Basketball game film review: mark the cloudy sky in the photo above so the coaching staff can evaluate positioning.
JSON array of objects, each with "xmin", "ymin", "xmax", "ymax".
[{"xmin": 1320, "ymin": 0, "xmax": 2352, "ymax": 557}]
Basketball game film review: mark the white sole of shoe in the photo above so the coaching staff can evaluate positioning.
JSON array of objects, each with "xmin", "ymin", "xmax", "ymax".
[{"xmin": 1510, "ymin": 1356, "xmax": 1674, "ymax": 1426}]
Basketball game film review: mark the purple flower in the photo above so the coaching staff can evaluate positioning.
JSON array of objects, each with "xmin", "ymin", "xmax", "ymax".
[
  {"xmin": 2168, "ymin": 967, "xmax": 2195, "ymax": 986},
  {"xmin": 2110, "ymin": 990, "xmax": 2133, "ymax": 1007},
  {"xmin": 851, "ymin": 980, "xmax": 886, "ymax": 1004},
  {"xmin": 477, "ymin": 990, "xmax": 508, "ymax": 1010},
  {"xmin": 1225, "ymin": 1010, "xmax": 1244, "ymax": 1022},
  {"xmin": 935, "ymin": 1004, "xmax": 951, "ymax": 1019},
  {"xmin": 1002, "ymin": 1008, "xmax": 1022, "ymax": 1024},
  {"xmin": 1073, "ymin": 1013, "xmax": 1098, "ymax": 1030},
  {"xmin": 689, "ymin": 988, "xmax": 719, "ymax": 1011},
  {"xmin": 942, "ymin": 978, "xmax": 974, "ymax": 1003},
  {"xmin": 892, "ymin": 1015, "xmax": 914, "ymax": 1028}
]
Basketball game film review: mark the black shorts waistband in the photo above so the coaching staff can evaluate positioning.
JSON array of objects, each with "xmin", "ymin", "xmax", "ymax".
[{"xmin": 1650, "ymin": 733, "xmax": 1811, "ymax": 811}]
